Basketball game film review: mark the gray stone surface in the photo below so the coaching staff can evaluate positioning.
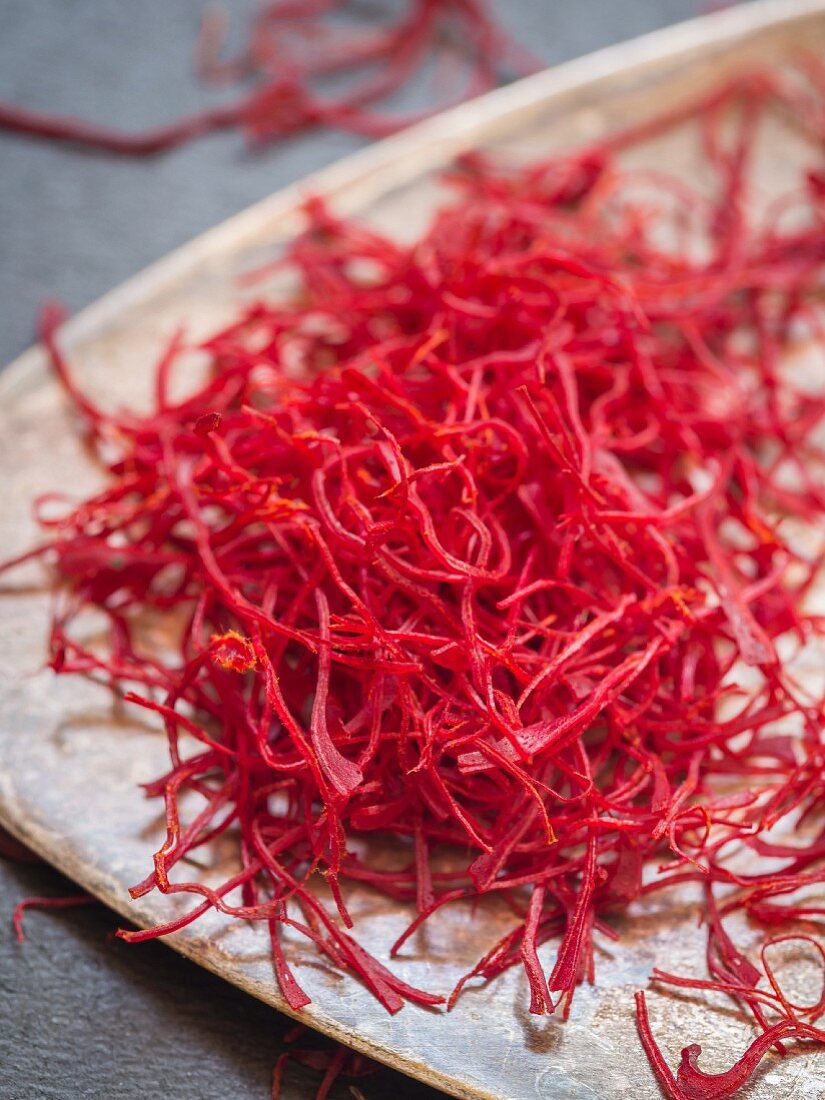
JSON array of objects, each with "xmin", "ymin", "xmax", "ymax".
[{"xmin": 0, "ymin": 2, "xmax": 717, "ymax": 1097}]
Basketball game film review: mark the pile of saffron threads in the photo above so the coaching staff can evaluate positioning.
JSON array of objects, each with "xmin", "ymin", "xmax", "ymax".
[
  {"xmin": 0, "ymin": 0, "xmax": 536, "ymax": 155},
  {"xmin": 11, "ymin": 67, "xmax": 825, "ymax": 1099}
]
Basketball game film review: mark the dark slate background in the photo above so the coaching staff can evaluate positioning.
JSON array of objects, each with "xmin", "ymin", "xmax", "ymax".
[{"xmin": 0, "ymin": 3, "xmax": 726, "ymax": 1097}]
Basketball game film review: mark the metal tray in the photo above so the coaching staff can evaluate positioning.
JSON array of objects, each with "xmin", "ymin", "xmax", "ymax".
[{"xmin": 1, "ymin": 3, "xmax": 824, "ymax": 1096}]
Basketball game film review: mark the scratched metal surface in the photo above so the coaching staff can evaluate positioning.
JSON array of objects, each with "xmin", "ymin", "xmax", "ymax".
[{"xmin": 1, "ymin": 4, "xmax": 825, "ymax": 1097}]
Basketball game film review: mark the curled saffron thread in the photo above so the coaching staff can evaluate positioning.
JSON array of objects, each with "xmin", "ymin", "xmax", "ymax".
[
  {"xmin": 12, "ymin": 895, "xmax": 94, "ymax": 943},
  {"xmin": 636, "ymin": 984, "xmax": 825, "ymax": 1100}
]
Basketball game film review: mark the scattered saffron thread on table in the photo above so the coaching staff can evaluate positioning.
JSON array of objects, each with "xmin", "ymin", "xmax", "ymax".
[
  {"xmin": 0, "ymin": 0, "xmax": 538, "ymax": 156},
  {"xmin": 0, "ymin": 826, "xmax": 97, "ymax": 947},
  {"xmin": 0, "ymin": 826, "xmax": 40, "ymax": 864},
  {"xmin": 4, "ymin": 61, "xmax": 825, "ymax": 1100},
  {"xmin": 271, "ymin": 1025, "xmax": 377, "ymax": 1100},
  {"xmin": 12, "ymin": 895, "xmax": 94, "ymax": 943}
]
